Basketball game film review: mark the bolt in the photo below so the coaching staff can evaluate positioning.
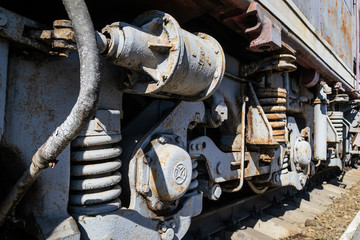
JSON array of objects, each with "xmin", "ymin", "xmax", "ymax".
[
  {"xmin": 158, "ymin": 136, "xmax": 166, "ymax": 144},
  {"xmin": 142, "ymin": 184, "xmax": 150, "ymax": 194},
  {"xmin": 154, "ymin": 201, "xmax": 163, "ymax": 210},
  {"xmin": 300, "ymin": 177, "xmax": 306, "ymax": 186},
  {"xmin": 160, "ymin": 228, "xmax": 175, "ymax": 240},
  {"xmin": 170, "ymin": 222, "xmax": 176, "ymax": 229},
  {"xmin": 215, "ymin": 49, "xmax": 219, "ymax": 54},
  {"xmin": 160, "ymin": 224, "xmax": 167, "ymax": 233},
  {"xmin": 211, "ymin": 184, "xmax": 222, "ymax": 200}
]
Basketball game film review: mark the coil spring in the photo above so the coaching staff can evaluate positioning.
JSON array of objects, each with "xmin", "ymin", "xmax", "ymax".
[
  {"xmin": 186, "ymin": 158, "xmax": 199, "ymax": 194},
  {"xmin": 68, "ymin": 134, "xmax": 122, "ymax": 215},
  {"xmin": 282, "ymin": 154, "xmax": 289, "ymax": 174},
  {"xmin": 328, "ymin": 111, "xmax": 344, "ymax": 140},
  {"xmin": 257, "ymin": 87, "xmax": 287, "ymax": 144}
]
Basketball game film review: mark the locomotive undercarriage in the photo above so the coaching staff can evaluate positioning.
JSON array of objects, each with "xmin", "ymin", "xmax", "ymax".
[{"xmin": 0, "ymin": 1, "xmax": 360, "ymax": 239}]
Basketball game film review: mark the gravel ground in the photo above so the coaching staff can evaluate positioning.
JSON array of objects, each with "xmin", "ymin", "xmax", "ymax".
[{"xmin": 284, "ymin": 172, "xmax": 360, "ymax": 240}]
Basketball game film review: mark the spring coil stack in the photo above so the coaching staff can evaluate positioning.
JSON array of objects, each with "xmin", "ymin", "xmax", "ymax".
[
  {"xmin": 282, "ymin": 153, "xmax": 289, "ymax": 173},
  {"xmin": 257, "ymin": 87, "xmax": 287, "ymax": 144},
  {"xmin": 328, "ymin": 111, "xmax": 344, "ymax": 141},
  {"xmin": 68, "ymin": 110, "xmax": 122, "ymax": 215},
  {"xmin": 190, "ymin": 158, "xmax": 199, "ymax": 191},
  {"xmin": 185, "ymin": 158, "xmax": 199, "ymax": 196}
]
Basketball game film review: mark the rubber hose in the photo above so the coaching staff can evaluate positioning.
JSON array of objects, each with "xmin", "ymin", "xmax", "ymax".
[{"xmin": 0, "ymin": 0, "xmax": 101, "ymax": 226}]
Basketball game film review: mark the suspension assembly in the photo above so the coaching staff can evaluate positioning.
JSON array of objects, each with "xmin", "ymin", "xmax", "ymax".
[
  {"xmin": 328, "ymin": 111, "xmax": 344, "ymax": 141},
  {"xmin": 68, "ymin": 110, "xmax": 122, "ymax": 215},
  {"xmin": 257, "ymin": 87, "xmax": 288, "ymax": 144}
]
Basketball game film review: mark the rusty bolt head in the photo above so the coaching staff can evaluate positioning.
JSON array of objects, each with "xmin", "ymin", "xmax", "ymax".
[
  {"xmin": 53, "ymin": 19, "xmax": 72, "ymax": 28},
  {"xmin": 154, "ymin": 201, "xmax": 164, "ymax": 210},
  {"xmin": 142, "ymin": 184, "xmax": 150, "ymax": 194}
]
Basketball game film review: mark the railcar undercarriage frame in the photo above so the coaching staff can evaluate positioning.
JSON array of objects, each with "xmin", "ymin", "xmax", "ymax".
[{"xmin": 0, "ymin": 0, "xmax": 360, "ymax": 239}]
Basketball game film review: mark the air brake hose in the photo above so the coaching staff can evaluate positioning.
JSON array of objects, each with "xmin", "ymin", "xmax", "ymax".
[{"xmin": 0, "ymin": 0, "xmax": 101, "ymax": 226}]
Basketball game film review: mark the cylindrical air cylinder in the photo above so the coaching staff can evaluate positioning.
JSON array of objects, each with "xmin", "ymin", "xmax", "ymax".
[
  {"xmin": 313, "ymin": 85, "xmax": 327, "ymax": 161},
  {"xmin": 101, "ymin": 10, "xmax": 225, "ymax": 101}
]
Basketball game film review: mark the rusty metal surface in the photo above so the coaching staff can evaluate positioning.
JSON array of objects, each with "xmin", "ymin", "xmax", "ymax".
[
  {"xmin": 2, "ymin": 46, "xmax": 122, "ymax": 238},
  {"xmin": 293, "ymin": 0, "xmax": 355, "ymax": 69},
  {"xmin": 257, "ymin": 0, "xmax": 356, "ymax": 94},
  {"xmin": 240, "ymin": 54, "xmax": 296, "ymax": 78}
]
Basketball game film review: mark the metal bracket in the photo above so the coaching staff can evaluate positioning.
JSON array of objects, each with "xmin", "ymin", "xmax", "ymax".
[
  {"xmin": 0, "ymin": 7, "xmax": 49, "ymax": 52},
  {"xmin": 129, "ymin": 101, "xmax": 205, "ymax": 215},
  {"xmin": 189, "ymin": 136, "xmax": 242, "ymax": 183}
]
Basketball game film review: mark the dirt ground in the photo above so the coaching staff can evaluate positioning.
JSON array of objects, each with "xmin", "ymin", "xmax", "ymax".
[{"xmin": 284, "ymin": 171, "xmax": 360, "ymax": 240}]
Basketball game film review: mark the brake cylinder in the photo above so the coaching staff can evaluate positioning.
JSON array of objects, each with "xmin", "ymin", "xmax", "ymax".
[{"xmin": 100, "ymin": 10, "xmax": 225, "ymax": 101}]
